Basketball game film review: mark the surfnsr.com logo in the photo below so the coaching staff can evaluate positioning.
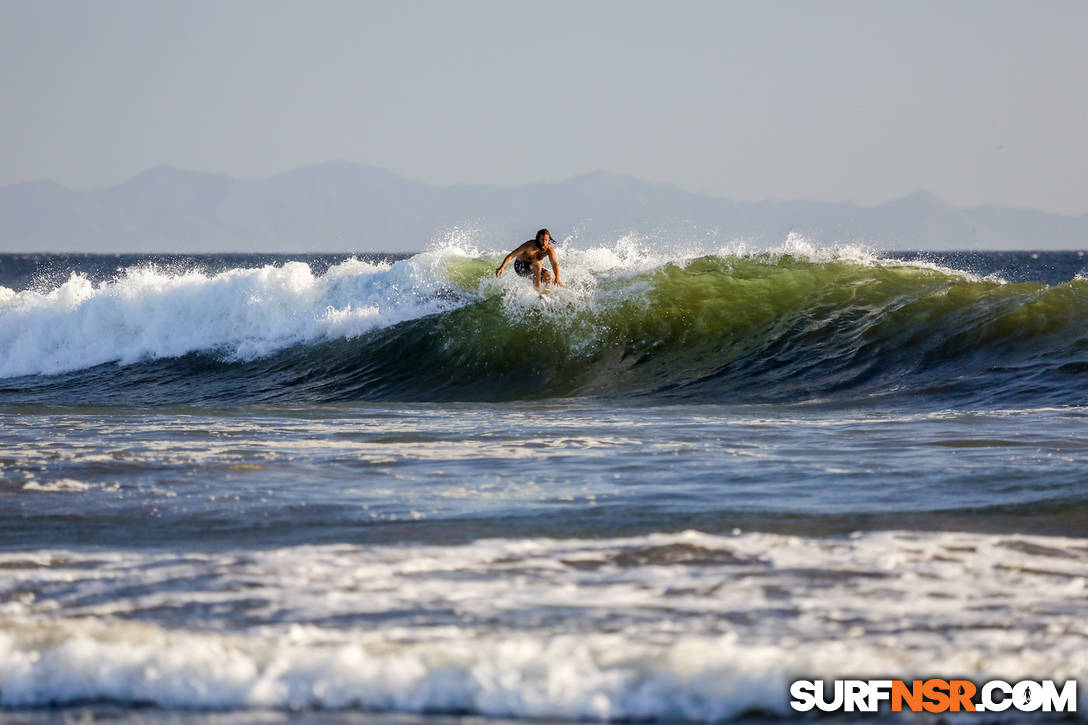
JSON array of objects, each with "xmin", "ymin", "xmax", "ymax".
[{"xmin": 790, "ymin": 679, "xmax": 1077, "ymax": 713}]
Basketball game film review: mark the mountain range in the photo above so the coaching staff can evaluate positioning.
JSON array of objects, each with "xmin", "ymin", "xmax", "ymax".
[{"xmin": 1, "ymin": 162, "xmax": 1085, "ymax": 252}]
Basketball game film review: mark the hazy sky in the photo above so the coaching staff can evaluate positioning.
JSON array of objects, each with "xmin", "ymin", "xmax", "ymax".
[{"xmin": 2, "ymin": 0, "xmax": 1086, "ymax": 214}]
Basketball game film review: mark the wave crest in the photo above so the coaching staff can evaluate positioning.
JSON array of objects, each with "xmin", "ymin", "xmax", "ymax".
[{"xmin": 2, "ymin": 240, "xmax": 1087, "ymax": 406}]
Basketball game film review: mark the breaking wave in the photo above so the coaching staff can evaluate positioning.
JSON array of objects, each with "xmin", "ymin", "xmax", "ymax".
[{"xmin": 2, "ymin": 237, "xmax": 1087, "ymax": 407}]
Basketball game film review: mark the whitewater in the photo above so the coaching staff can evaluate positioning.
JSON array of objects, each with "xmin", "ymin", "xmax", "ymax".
[{"xmin": 1, "ymin": 237, "xmax": 1087, "ymax": 723}]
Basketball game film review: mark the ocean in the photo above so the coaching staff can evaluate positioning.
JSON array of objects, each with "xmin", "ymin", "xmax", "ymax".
[{"xmin": 0, "ymin": 239, "xmax": 1086, "ymax": 723}]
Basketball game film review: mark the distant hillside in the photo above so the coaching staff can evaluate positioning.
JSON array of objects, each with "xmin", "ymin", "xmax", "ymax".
[{"xmin": 1, "ymin": 163, "xmax": 1085, "ymax": 252}]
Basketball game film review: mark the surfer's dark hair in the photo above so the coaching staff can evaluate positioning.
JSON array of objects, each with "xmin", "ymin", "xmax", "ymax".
[{"xmin": 535, "ymin": 229, "xmax": 550, "ymax": 247}]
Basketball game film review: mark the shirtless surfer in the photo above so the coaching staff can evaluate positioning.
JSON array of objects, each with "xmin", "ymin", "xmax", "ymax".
[{"xmin": 495, "ymin": 229, "xmax": 563, "ymax": 291}]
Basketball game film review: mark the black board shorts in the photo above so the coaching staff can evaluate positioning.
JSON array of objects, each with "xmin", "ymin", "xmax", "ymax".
[{"xmin": 513, "ymin": 259, "xmax": 533, "ymax": 277}]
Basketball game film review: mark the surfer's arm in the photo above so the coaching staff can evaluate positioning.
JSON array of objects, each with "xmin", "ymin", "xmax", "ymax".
[
  {"xmin": 495, "ymin": 242, "xmax": 531, "ymax": 277},
  {"xmin": 495, "ymin": 252, "xmax": 515, "ymax": 277},
  {"xmin": 548, "ymin": 248, "xmax": 562, "ymax": 286}
]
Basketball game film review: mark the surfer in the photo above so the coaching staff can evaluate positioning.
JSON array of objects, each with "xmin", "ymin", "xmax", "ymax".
[{"xmin": 495, "ymin": 229, "xmax": 563, "ymax": 291}]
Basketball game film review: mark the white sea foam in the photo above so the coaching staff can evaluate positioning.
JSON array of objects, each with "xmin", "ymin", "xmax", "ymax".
[
  {"xmin": 0, "ymin": 253, "xmax": 463, "ymax": 379},
  {"xmin": 0, "ymin": 530, "xmax": 1085, "ymax": 718},
  {"xmin": 21, "ymin": 478, "xmax": 117, "ymax": 493},
  {"xmin": 0, "ymin": 623, "xmax": 797, "ymax": 718}
]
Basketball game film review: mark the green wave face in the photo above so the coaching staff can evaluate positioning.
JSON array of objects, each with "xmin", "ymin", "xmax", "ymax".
[{"xmin": 425, "ymin": 252, "xmax": 1088, "ymax": 403}]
